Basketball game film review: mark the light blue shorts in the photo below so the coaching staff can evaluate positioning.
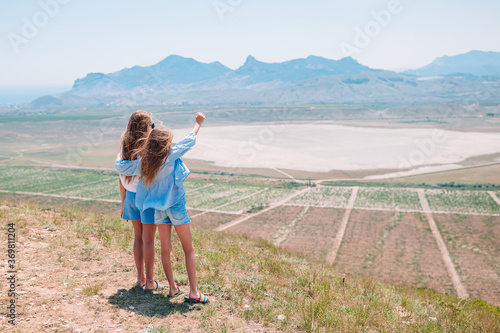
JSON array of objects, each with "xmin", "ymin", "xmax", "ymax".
[
  {"xmin": 155, "ymin": 199, "xmax": 190, "ymax": 226},
  {"xmin": 122, "ymin": 190, "xmax": 155, "ymax": 224}
]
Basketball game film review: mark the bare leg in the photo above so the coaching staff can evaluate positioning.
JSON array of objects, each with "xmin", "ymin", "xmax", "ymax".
[
  {"xmin": 174, "ymin": 224, "xmax": 199, "ymax": 299},
  {"xmin": 131, "ymin": 220, "xmax": 145, "ymax": 286},
  {"xmin": 142, "ymin": 223, "xmax": 157, "ymax": 289},
  {"xmin": 157, "ymin": 224, "xmax": 179, "ymax": 296}
]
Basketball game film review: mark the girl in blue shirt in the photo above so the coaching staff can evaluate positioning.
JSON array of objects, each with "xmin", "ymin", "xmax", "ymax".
[{"xmin": 115, "ymin": 112, "xmax": 209, "ymax": 303}]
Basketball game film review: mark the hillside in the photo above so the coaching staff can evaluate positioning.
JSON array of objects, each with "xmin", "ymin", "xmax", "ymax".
[
  {"xmin": 1, "ymin": 196, "xmax": 499, "ymax": 332},
  {"xmin": 27, "ymin": 52, "xmax": 500, "ymax": 108}
]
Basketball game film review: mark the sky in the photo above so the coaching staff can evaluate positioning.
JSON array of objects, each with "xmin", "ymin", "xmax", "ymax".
[{"xmin": 1, "ymin": 0, "xmax": 499, "ymax": 90}]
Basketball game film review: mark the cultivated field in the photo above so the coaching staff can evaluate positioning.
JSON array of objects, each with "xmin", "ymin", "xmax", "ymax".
[
  {"xmin": 433, "ymin": 214, "xmax": 500, "ymax": 306},
  {"xmin": 280, "ymin": 207, "xmax": 345, "ymax": 261},
  {"xmin": 336, "ymin": 210, "xmax": 456, "ymax": 296},
  {"xmin": 1, "ymin": 166, "xmax": 500, "ymax": 307},
  {"xmin": 226, "ymin": 205, "xmax": 305, "ymax": 242},
  {"xmin": 425, "ymin": 189, "xmax": 500, "ymax": 214},
  {"xmin": 354, "ymin": 187, "xmax": 421, "ymax": 211},
  {"xmin": 287, "ymin": 186, "xmax": 352, "ymax": 208},
  {"xmin": 186, "ymin": 183, "xmax": 261, "ymax": 211},
  {"xmin": 190, "ymin": 212, "xmax": 240, "ymax": 229},
  {"xmin": 218, "ymin": 187, "xmax": 295, "ymax": 213},
  {"xmin": 0, "ymin": 166, "xmax": 120, "ymax": 200}
]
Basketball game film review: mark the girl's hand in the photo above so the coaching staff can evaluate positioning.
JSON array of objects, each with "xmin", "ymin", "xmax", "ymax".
[
  {"xmin": 196, "ymin": 112, "xmax": 205, "ymax": 125},
  {"xmin": 192, "ymin": 112, "xmax": 205, "ymax": 135}
]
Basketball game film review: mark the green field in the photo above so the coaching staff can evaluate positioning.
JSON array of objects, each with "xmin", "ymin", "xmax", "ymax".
[
  {"xmin": 1, "ymin": 166, "xmax": 500, "ymax": 215},
  {"xmin": 0, "ymin": 166, "xmax": 117, "ymax": 196},
  {"xmin": 425, "ymin": 189, "xmax": 500, "ymax": 214},
  {"xmin": 287, "ymin": 186, "xmax": 353, "ymax": 207},
  {"xmin": 218, "ymin": 187, "xmax": 295, "ymax": 212},
  {"xmin": 186, "ymin": 182, "xmax": 263, "ymax": 210},
  {"xmin": 354, "ymin": 187, "xmax": 421, "ymax": 211}
]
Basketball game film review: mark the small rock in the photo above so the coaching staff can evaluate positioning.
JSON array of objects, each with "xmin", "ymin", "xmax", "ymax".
[
  {"xmin": 128, "ymin": 306, "xmax": 135, "ymax": 310},
  {"xmin": 244, "ymin": 304, "xmax": 250, "ymax": 309},
  {"xmin": 277, "ymin": 314, "xmax": 286, "ymax": 321},
  {"xmin": 429, "ymin": 317, "xmax": 437, "ymax": 321}
]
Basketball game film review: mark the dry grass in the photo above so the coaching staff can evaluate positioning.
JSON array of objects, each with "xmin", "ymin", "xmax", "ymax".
[{"xmin": 0, "ymin": 197, "xmax": 499, "ymax": 332}]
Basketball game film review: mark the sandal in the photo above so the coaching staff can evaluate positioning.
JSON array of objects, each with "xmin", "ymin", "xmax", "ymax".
[
  {"xmin": 133, "ymin": 282, "xmax": 146, "ymax": 291},
  {"xmin": 144, "ymin": 280, "xmax": 164, "ymax": 291},
  {"xmin": 167, "ymin": 287, "xmax": 183, "ymax": 298},
  {"xmin": 184, "ymin": 293, "xmax": 209, "ymax": 303}
]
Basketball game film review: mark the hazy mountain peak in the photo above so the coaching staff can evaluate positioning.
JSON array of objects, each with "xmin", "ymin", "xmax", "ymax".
[
  {"xmin": 405, "ymin": 50, "xmax": 500, "ymax": 76},
  {"xmin": 339, "ymin": 56, "xmax": 360, "ymax": 63},
  {"xmin": 156, "ymin": 54, "xmax": 200, "ymax": 68},
  {"xmin": 245, "ymin": 55, "xmax": 258, "ymax": 62},
  {"xmin": 241, "ymin": 55, "xmax": 262, "ymax": 67},
  {"xmin": 236, "ymin": 55, "xmax": 268, "ymax": 74}
]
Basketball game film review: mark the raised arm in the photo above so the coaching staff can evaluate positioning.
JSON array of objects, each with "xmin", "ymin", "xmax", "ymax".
[
  {"xmin": 191, "ymin": 112, "xmax": 205, "ymax": 135},
  {"xmin": 167, "ymin": 133, "xmax": 197, "ymax": 161},
  {"xmin": 167, "ymin": 113, "xmax": 205, "ymax": 161}
]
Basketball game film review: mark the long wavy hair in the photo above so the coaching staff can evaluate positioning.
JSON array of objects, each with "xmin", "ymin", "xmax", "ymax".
[
  {"xmin": 133, "ymin": 127, "xmax": 174, "ymax": 187},
  {"xmin": 120, "ymin": 111, "xmax": 152, "ymax": 183}
]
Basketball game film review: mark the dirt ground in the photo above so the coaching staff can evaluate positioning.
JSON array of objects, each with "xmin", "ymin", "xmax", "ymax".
[
  {"xmin": 334, "ymin": 210, "xmax": 455, "ymax": 296},
  {"xmin": 0, "ymin": 204, "xmax": 277, "ymax": 332},
  {"xmin": 434, "ymin": 214, "xmax": 500, "ymax": 306},
  {"xmin": 281, "ymin": 208, "xmax": 345, "ymax": 262}
]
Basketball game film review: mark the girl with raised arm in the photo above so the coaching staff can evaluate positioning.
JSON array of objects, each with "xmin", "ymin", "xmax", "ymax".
[{"xmin": 115, "ymin": 112, "xmax": 209, "ymax": 303}]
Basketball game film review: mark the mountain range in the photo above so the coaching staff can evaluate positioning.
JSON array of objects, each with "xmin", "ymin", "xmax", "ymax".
[
  {"xmin": 29, "ymin": 51, "xmax": 500, "ymax": 108},
  {"xmin": 404, "ymin": 50, "xmax": 500, "ymax": 77}
]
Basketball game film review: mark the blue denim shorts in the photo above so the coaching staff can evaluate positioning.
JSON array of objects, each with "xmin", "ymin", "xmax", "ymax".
[
  {"xmin": 154, "ymin": 199, "xmax": 190, "ymax": 226},
  {"xmin": 122, "ymin": 190, "xmax": 155, "ymax": 224}
]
